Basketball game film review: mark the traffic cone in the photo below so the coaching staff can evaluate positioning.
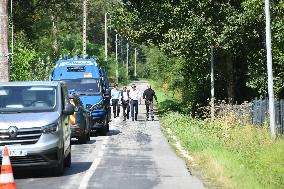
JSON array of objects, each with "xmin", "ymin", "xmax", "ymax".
[{"xmin": 0, "ymin": 146, "xmax": 16, "ymax": 189}]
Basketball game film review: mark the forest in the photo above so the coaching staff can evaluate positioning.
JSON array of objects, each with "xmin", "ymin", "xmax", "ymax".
[
  {"xmin": 8, "ymin": 0, "xmax": 120, "ymax": 81},
  {"xmin": 8, "ymin": 0, "xmax": 284, "ymax": 112},
  {"xmin": 112, "ymin": 0, "xmax": 284, "ymax": 112}
]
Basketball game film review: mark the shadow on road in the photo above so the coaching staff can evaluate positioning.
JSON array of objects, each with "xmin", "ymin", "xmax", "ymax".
[
  {"xmin": 107, "ymin": 129, "xmax": 121, "ymax": 136},
  {"xmin": 71, "ymin": 139, "xmax": 96, "ymax": 145},
  {"xmin": 64, "ymin": 162, "xmax": 93, "ymax": 176},
  {"xmin": 14, "ymin": 161, "xmax": 93, "ymax": 179}
]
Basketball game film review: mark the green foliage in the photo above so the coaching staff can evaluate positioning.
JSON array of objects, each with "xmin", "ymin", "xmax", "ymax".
[
  {"xmin": 155, "ymin": 83, "xmax": 284, "ymax": 189},
  {"xmin": 10, "ymin": 32, "xmax": 36, "ymax": 81},
  {"xmin": 161, "ymin": 112, "xmax": 284, "ymax": 189},
  {"xmin": 9, "ymin": 0, "xmax": 119, "ymax": 81},
  {"xmin": 113, "ymin": 0, "xmax": 284, "ymax": 109}
]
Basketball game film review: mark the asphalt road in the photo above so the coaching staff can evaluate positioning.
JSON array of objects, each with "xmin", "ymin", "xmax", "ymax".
[{"xmin": 14, "ymin": 81, "xmax": 206, "ymax": 189}]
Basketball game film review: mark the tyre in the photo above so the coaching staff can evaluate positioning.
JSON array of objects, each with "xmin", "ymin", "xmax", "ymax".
[
  {"xmin": 99, "ymin": 126, "xmax": 107, "ymax": 136},
  {"xmin": 99, "ymin": 116, "xmax": 108, "ymax": 136},
  {"xmin": 106, "ymin": 115, "xmax": 110, "ymax": 132},
  {"xmin": 87, "ymin": 130, "xmax": 91, "ymax": 141},
  {"xmin": 65, "ymin": 145, "xmax": 71, "ymax": 168},
  {"xmin": 78, "ymin": 132, "xmax": 87, "ymax": 144},
  {"xmin": 53, "ymin": 150, "xmax": 64, "ymax": 176},
  {"xmin": 78, "ymin": 120, "xmax": 87, "ymax": 144}
]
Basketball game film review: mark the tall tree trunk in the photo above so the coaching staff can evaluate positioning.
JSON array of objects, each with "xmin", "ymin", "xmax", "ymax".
[
  {"xmin": 0, "ymin": 0, "xmax": 9, "ymax": 81},
  {"xmin": 51, "ymin": 15, "xmax": 58, "ymax": 62},
  {"xmin": 226, "ymin": 54, "xmax": 234, "ymax": 104}
]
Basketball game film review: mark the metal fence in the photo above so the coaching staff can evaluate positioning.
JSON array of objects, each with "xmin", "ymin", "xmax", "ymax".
[
  {"xmin": 219, "ymin": 99, "xmax": 284, "ymax": 135},
  {"xmin": 252, "ymin": 99, "xmax": 284, "ymax": 135}
]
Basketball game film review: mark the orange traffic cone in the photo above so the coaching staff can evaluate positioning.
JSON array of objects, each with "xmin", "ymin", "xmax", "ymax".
[{"xmin": 0, "ymin": 147, "xmax": 16, "ymax": 189}]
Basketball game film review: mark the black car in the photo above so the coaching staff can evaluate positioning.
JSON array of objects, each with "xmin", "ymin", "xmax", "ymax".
[{"xmin": 68, "ymin": 93, "xmax": 91, "ymax": 144}]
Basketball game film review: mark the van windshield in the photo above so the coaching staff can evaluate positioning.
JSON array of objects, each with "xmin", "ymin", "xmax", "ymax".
[
  {"xmin": 0, "ymin": 86, "xmax": 57, "ymax": 113},
  {"xmin": 63, "ymin": 78, "xmax": 101, "ymax": 95}
]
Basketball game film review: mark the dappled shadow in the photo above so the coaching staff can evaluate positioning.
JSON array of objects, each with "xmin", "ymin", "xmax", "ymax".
[{"xmin": 158, "ymin": 99, "xmax": 183, "ymax": 114}]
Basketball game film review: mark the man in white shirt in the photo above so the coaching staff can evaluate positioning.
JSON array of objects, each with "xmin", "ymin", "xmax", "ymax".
[
  {"xmin": 111, "ymin": 83, "xmax": 121, "ymax": 118},
  {"xmin": 129, "ymin": 84, "xmax": 141, "ymax": 121},
  {"xmin": 121, "ymin": 85, "xmax": 130, "ymax": 121}
]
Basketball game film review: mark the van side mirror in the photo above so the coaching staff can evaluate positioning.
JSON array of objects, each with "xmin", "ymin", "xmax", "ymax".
[{"xmin": 63, "ymin": 104, "xmax": 75, "ymax": 115}]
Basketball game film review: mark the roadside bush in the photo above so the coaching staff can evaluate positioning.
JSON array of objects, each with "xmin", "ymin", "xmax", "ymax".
[
  {"xmin": 161, "ymin": 111, "xmax": 284, "ymax": 189},
  {"xmin": 153, "ymin": 79, "xmax": 284, "ymax": 189}
]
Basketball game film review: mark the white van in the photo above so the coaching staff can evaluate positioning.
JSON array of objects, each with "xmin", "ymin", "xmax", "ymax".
[{"xmin": 0, "ymin": 81, "xmax": 74, "ymax": 175}]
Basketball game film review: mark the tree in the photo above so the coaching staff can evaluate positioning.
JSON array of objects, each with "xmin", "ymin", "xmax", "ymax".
[
  {"xmin": 112, "ymin": 0, "xmax": 284, "ymax": 110},
  {"xmin": 0, "ymin": 0, "xmax": 9, "ymax": 81}
]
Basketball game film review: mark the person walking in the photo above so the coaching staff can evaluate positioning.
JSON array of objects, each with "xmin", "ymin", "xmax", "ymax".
[
  {"xmin": 121, "ymin": 85, "xmax": 130, "ymax": 121},
  {"xmin": 143, "ymin": 85, "xmax": 158, "ymax": 121},
  {"xmin": 129, "ymin": 84, "xmax": 141, "ymax": 121},
  {"xmin": 111, "ymin": 83, "xmax": 121, "ymax": 118}
]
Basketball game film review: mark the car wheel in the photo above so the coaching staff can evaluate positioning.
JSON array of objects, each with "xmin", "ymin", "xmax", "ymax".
[
  {"xmin": 65, "ymin": 145, "xmax": 71, "ymax": 168},
  {"xmin": 106, "ymin": 115, "xmax": 110, "ymax": 132},
  {"xmin": 78, "ymin": 120, "xmax": 87, "ymax": 144},
  {"xmin": 99, "ymin": 116, "xmax": 108, "ymax": 136},
  {"xmin": 99, "ymin": 126, "xmax": 107, "ymax": 136},
  {"xmin": 53, "ymin": 151, "xmax": 64, "ymax": 176},
  {"xmin": 78, "ymin": 131, "xmax": 87, "ymax": 144},
  {"xmin": 87, "ymin": 130, "xmax": 91, "ymax": 141}
]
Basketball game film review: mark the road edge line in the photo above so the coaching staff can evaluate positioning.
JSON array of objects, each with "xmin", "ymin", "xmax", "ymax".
[{"xmin": 78, "ymin": 136, "xmax": 109, "ymax": 189}]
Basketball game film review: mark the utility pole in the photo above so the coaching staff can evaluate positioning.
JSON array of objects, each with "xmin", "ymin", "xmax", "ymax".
[
  {"xmin": 211, "ymin": 46, "xmax": 215, "ymax": 120},
  {"xmin": 51, "ymin": 15, "xmax": 58, "ymax": 52},
  {"xmin": 120, "ymin": 38, "xmax": 123, "ymax": 65},
  {"xmin": 10, "ymin": 0, "xmax": 13, "ymax": 72},
  {"xmin": 126, "ymin": 42, "xmax": 129, "ymax": 80},
  {"xmin": 134, "ymin": 48, "xmax": 137, "ymax": 78},
  {"xmin": 0, "ymin": 0, "xmax": 9, "ymax": 81},
  {"xmin": 115, "ymin": 34, "xmax": 118, "ymax": 83},
  {"xmin": 83, "ymin": 0, "xmax": 87, "ymax": 56},
  {"xmin": 104, "ymin": 13, "xmax": 107, "ymax": 62},
  {"xmin": 265, "ymin": 0, "xmax": 276, "ymax": 139}
]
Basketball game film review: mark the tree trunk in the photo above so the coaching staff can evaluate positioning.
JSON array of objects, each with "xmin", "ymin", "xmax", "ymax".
[
  {"xmin": 226, "ymin": 54, "xmax": 234, "ymax": 104},
  {"xmin": 0, "ymin": 0, "xmax": 9, "ymax": 81},
  {"xmin": 51, "ymin": 15, "xmax": 58, "ymax": 63}
]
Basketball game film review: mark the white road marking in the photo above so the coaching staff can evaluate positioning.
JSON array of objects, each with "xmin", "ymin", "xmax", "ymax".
[{"xmin": 78, "ymin": 136, "xmax": 109, "ymax": 189}]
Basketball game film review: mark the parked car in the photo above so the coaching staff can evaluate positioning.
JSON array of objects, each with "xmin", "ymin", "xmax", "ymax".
[
  {"xmin": 63, "ymin": 78, "xmax": 110, "ymax": 135},
  {"xmin": 0, "ymin": 81, "xmax": 74, "ymax": 176},
  {"xmin": 68, "ymin": 92, "xmax": 91, "ymax": 143}
]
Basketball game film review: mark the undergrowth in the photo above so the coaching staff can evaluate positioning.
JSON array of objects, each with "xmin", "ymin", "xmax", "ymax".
[{"xmin": 151, "ymin": 80, "xmax": 284, "ymax": 189}]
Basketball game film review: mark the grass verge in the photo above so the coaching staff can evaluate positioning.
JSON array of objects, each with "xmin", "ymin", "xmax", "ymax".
[{"xmin": 151, "ymin": 80, "xmax": 284, "ymax": 189}]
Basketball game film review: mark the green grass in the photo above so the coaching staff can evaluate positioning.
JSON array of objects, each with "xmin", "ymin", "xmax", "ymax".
[{"xmin": 151, "ymin": 80, "xmax": 284, "ymax": 189}]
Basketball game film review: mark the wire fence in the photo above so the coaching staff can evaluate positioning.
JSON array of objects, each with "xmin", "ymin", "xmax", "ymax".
[{"xmin": 218, "ymin": 99, "xmax": 284, "ymax": 135}]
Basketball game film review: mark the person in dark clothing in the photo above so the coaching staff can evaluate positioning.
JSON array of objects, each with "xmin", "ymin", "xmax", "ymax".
[{"xmin": 143, "ymin": 85, "xmax": 158, "ymax": 121}]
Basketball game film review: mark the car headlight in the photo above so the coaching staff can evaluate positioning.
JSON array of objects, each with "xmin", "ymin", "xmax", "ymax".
[{"xmin": 42, "ymin": 122, "xmax": 58, "ymax": 133}]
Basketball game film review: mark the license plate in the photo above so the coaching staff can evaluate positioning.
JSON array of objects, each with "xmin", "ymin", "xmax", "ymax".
[{"xmin": 0, "ymin": 149, "xmax": 27, "ymax": 157}]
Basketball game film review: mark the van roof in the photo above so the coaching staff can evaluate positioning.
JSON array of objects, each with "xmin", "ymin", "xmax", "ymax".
[{"xmin": 0, "ymin": 81, "xmax": 61, "ymax": 87}]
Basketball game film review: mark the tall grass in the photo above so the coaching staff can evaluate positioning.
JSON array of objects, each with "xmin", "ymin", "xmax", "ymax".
[{"xmin": 151, "ymin": 81, "xmax": 284, "ymax": 189}]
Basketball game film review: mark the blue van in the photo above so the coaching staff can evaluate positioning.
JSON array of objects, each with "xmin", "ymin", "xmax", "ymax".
[{"xmin": 50, "ymin": 56, "xmax": 111, "ymax": 136}]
